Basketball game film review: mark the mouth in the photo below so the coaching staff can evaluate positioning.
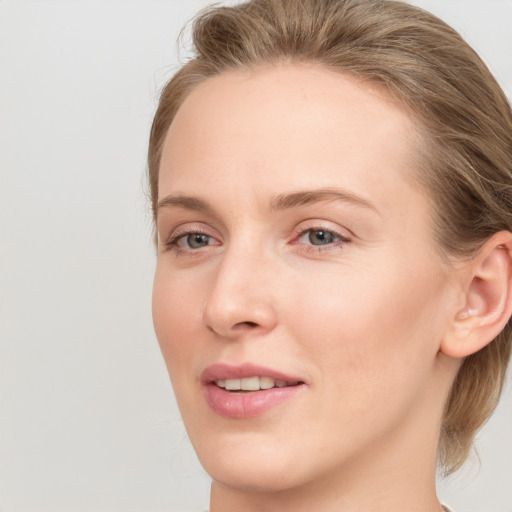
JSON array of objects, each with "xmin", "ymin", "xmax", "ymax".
[
  {"xmin": 201, "ymin": 363, "xmax": 306, "ymax": 419},
  {"xmin": 214, "ymin": 376, "xmax": 302, "ymax": 393}
]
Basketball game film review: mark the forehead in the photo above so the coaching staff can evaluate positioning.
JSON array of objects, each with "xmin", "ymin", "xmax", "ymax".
[{"xmin": 159, "ymin": 63, "xmax": 424, "ymax": 217}]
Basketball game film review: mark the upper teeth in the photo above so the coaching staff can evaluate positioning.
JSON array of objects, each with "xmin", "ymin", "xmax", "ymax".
[{"xmin": 215, "ymin": 377, "xmax": 297, "ymax": 391}]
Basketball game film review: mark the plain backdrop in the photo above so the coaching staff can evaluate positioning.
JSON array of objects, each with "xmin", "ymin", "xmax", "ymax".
[{"xmin": 1, "ymin": 1, "xmax": 511, "ymax": 511}]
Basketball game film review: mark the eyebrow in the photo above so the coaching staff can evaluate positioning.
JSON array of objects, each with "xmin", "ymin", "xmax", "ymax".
[
  {"xmin": 157, "ymin": 187, "xmax": 379, "ymax": 216},
  {"xmin": 157, "ymin": 194, "xmax": 215, "ymax": 215},
  {"xmin": 269, "ymin": 188, "xmax": 379, "ymax": 214}
]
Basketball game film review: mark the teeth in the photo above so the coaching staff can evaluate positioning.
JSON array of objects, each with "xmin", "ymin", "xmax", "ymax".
[
  {"xmin": 215, "ymin": 376, "xmax": 299, "ymax": 391},
  {"xmin": 241, "ymin": 377, "xmax": 260, "ymax": 391},
  {"xmin": 259, "ymin": 376, "xmax": 274, "ymax": 389},
  {"xmin": 224, "ymin": 379, "xmax": 241, "ymax": 390}
]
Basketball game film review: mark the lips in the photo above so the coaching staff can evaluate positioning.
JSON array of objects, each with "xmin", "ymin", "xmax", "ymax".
[
  {"xmin": 201, "ymin": 363, "xmax": 306, "ymax": 419},
  {"xmin": 216, "ymin": 376, "xmax": 300, "ymax": 391},
  {"xmin": 201, "ymin": 362, "xmax": 304, "ymax": 383}
]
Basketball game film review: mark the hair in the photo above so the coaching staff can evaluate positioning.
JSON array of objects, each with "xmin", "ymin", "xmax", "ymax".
[{"xmin": 147, "ymin": 0, "xmax": 512, "ymax": 473}]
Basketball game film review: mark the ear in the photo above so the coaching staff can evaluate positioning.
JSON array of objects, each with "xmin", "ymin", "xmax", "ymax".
[{"xmin": 441, "ymin": 231, "xmax": 512, "ymax": 358}]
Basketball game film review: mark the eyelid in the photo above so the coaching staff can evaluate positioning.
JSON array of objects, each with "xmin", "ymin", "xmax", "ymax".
[
  {"xmin": 289, "ymin": 221, "xmax": 352, "ymax": 253},
  {"xmin": 291, "ymin": 220, "xmax": 352, "ymax": 242},
  {"xmin": 161, "ymin": 223, "xmax": 221, "ymax": 253}
]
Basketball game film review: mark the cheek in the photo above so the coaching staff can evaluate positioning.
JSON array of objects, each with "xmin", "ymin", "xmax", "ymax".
[
  {"xmin": 152, "ymin": 267, "xmax": 203, "ymax": 378},
  {"xmin": 152, "ymin": 266, "xmax": 213, "ymax": 432},
  {"xmin": 289, "ymin": 261, "xmax": 448, "ymax": 402}
]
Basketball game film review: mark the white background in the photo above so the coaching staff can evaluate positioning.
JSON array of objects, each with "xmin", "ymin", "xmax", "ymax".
[{"xmin": 1, "ymin": 1, "xmax": 511, "ymax": 511}]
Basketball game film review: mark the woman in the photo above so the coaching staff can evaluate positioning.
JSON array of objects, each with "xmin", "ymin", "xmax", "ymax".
[{"xmin": 148, "ymin": 0, "xmax": 512, "ymax": 510}]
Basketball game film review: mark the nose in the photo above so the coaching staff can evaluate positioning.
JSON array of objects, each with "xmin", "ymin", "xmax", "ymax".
[{"xmin": 202, "ymin": 248, "xmax": 278, "ymax": 339}]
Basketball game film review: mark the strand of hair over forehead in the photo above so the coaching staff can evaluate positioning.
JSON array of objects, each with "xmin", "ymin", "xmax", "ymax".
[
  {"xmin": 188, "ymin": 0, "xmax": 512, "ymax": 141},
  {"xmin": 190, "ymin": 0, "xmax": 459, "ymax": 66}
]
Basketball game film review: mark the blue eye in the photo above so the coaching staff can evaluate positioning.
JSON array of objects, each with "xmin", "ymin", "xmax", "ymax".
[
  {"xmin": 293, "ymin": 227, "xmax": 351, "ymax": 254},
  {"xmin": 297, "ymin": 229, "xmax": 343, "ymax": 246},
  {"xmin": 183, "ymin": 233, "xmax": 212, "ymax": 249},
  {"xmin": 165, "ymin": 230, "xmax": 218, "ymax": 253},
  {"xmin": 304, "ymin": 229, "xmax": 338, "ymax": 245}
]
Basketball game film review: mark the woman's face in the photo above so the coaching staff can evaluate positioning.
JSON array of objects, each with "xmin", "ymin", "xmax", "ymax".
[{"xmin": 153, "ymin": 64, "xmax": 458, "ymax": 492}]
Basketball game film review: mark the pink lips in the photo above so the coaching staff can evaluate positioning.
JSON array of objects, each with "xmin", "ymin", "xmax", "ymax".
[{"xmin": 201, "ymin": 363, "xmax": 306, "ymax": 419}]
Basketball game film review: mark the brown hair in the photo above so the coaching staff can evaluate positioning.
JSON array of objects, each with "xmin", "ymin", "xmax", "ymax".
[{"xmin": 148, "ymin": 0, "xmax": 512, "ymax": 472}]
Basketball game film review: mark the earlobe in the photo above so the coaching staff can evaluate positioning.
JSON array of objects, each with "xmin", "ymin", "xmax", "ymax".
[{"xmin": 441, "ymin": 232, "xmax": 512, "ymax": 359}]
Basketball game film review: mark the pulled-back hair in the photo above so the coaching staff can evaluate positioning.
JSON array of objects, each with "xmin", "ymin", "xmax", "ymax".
[{"xmin": 148, "ymin": 0, "xmax": 512, "ymax": 473}]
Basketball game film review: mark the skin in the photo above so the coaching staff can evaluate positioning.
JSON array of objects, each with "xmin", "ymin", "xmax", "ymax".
[{"xmin": 152, "ymin": 63, "xmax": 468, "ymax": 512}]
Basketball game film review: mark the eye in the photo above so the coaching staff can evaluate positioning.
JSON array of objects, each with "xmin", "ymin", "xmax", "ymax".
[
  {"xmin": 298, "ymin": 229, "xmax": 340, "ymax": 246},
  {"xmin": 182, "ymin": 233, "xmax": 213, "ymax": 249},
  {"xmin": 291, "ymin": 225, "xmax": 351, "ymax": 254},
  {"xmin": 164, "ymin": 228, "xmax": 220, "ymax": 253},
  {"xmin": 296, "ymin": 228, "xmax": 349, "ymax": 247}
]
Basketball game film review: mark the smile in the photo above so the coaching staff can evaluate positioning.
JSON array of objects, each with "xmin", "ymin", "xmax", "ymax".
[
  {"xmin": 202, "ymin": 363, "xmax": 306, "ymax": 418},
  {"xmin": 215, "ymin": 376, "xmax": 301, "ymax": 391}
]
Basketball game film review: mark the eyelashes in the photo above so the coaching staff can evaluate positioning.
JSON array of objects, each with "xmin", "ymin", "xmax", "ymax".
[
  {"xmin": 293, "ymin": 227, "xmax": 350, "ymax": 249},
  {"xmin": 163, "ymin": 223, "xmax": 351, "ymax": 256},
  {"xmin": 164, "ymin": 226, "xmax": 220, "ymax": 255}
]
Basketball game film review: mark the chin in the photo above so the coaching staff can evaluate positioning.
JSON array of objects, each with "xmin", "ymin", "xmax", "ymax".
[
  {"xmin": 206, "ymin": 460, "xmax": 303, "ymax": 494},
  {"xmin": 193, "ymin": 435, "xmax": 312, "ymax": 493}
]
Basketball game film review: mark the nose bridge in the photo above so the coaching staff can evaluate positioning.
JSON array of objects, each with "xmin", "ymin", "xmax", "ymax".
[{"xmin": 203, "ymin": 237, "xmax": 277, "ymax": 337}]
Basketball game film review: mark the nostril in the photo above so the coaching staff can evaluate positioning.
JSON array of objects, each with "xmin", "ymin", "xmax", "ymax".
[
  {"xmin": 203, "ymin": 296, "xmax": 277, "ymax": 337},
  {"xmin": 236, "ymin": 321, "xmax": 258, "ymax": 328},
  {"xmin": 205, "ymin": 320, "xmax": 260, "ymax": 336}
]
